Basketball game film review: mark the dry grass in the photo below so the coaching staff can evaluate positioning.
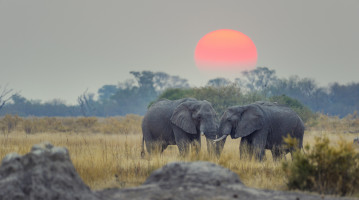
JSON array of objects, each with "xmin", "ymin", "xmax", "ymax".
[
  {"xmin": 0, "ymin": 130, "xmax": 358, "ymax": 191},
  {"xmin": 0, "ymin": 114, "xmax": 358, "ymax": 192}
]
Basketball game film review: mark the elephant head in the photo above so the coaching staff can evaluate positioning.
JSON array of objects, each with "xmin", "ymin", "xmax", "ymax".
[
  {"xmin": 215, "ymin": 105, "xmax": 264, "ymax": 142},
  {"xmin": 170, "ymin": 100, "xmax": 218, "ymax": 138},
  {"xmin": 170, "ymin": 100, "xmax": 220, "ymax": 154}
]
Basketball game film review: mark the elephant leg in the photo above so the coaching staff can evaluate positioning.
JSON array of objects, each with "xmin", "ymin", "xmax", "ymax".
[
  {"xmin": 145, "ymin": 140, "xmax": 156, "ymax": 154},
  {"xmin": 206, "ymin": 138, "xmax": 220, "ymax": 157},
  {"xmin": 177, "ymin": 139, "xmax": 190, "ymax": 156},
  {"xmin": 191, "ymin": 139, "xmax": 201, "ymax": 155},
  {"xmin": 161, "ymin": 143, "xmax": 168, "ymax": 153},
  {"xmin": 190, "ymin": 134, "xmax": 201, "ymax": 155},
  {"xmin": 240, "ymin": 137, "xmax": 253, "ymax": 160},
  {"xmin": 145, "ymin": 138, "xmax": 165, "ymax": 154},
  {"xmin": 206, "ymin": 138, "xmax": 214, "ymax": 156},
  {"xmin": 213, "ymin": 138, "xmax": 226, "ymax": 158},
  {"xmin": 143, "ymin": 130, "xmax": 156, "ymax": 154},
  {"xmin": 173, "ymin": 126, "xmax": 191, "ymax": 156},
  {"xmin": 271, "ymin": 147, "xmax": 282, "ymax": 161},
  {"xmin": 251, "ymin": 130, "xmax": 267, "ymax": 161}
]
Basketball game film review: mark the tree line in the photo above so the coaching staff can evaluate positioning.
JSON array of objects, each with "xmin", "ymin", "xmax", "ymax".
[
  {"xmin": 0, "ymin": 67, "xmax": 358, "ymax": 118},
  {"xmin": 0, "ymin": 71, "xmax": 189, "ymax": 117}
]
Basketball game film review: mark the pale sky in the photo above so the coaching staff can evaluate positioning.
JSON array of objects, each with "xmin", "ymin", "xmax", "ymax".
[{"xmin": 1, "ymin": 0, "xmax": 359, "ymax": 104}]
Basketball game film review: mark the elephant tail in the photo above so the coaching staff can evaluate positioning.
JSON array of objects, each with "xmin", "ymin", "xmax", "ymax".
[
  {"xmin": 296, "ymin": 123, "xmax": 305, "ymax": 149},
  {"xmin": 141, "ymin": 136, "xmax": 145, "ymax": 158}
]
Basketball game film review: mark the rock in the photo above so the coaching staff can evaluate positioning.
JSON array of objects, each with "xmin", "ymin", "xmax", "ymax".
[
  {"xmin": 100, "ymin": 162, "xmax": 353, "ymax": 200},
  {"xmin": 143, "ymin": 161, "xmax": 242, "ymax": 187},
  {"xmin": 0, "ymin": 142, "xmax": 99, "ymax": 200}
]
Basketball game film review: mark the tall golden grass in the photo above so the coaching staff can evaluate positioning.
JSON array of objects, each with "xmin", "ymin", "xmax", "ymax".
[{"xmin": 0, "ymin": 114, "xmax": 358, "ymax": 192}]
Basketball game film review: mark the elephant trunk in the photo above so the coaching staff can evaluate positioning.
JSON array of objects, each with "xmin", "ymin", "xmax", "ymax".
[
  {"xmin": 206, "ymin": 137, "xmax": 222, "ymax": 157},
  {"xmin": 207, "ymin": 136, "xmax": 226, "ymax": 157}
]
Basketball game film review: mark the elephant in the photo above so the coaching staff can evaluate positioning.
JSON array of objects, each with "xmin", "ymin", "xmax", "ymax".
[
  {"xmin": 214, "ymin": 101, "xmax": 304, "ymax": 161},
  {"xmin": 141, "ymin": 98, "xmax": 219, "ymax": 156}
]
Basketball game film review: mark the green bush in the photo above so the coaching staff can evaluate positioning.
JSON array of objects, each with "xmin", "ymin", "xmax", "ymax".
[
  {"xmin": 269, "ymin": 95, "xmax": 317, "ymax": 123},
  {"xmin": 189, "ymin": 85, "xmax": 243, "ymax": 115},
  {"xmin": 157, "ymin": 85, "xmax": 265, "ymax": 115},
  {"xmin": 157, "ymin": 87, "xmax": 314, "ymax": 120},
  {"xmin": 283, "ymin": 137, "xmax": 359, "ymax": 196},
  {"xmin": 157, "ymin": 88, "xmax": 193, "ymax": 101}
]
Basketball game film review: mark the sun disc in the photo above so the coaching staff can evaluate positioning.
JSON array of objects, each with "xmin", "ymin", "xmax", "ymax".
[{"xmin": 194, "ymin": 29, "xmax": 257, "ymax": 71}]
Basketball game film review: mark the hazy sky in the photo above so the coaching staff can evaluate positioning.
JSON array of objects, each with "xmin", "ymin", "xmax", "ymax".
[{"xmin": 1, "ymin": 0, "xmax": 359, "ymax": 104}]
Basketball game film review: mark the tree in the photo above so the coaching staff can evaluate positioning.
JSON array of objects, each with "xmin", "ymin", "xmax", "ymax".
[
  {"xmin": 206, "ymin": 78, "xmax": 232, "ymax": 87},
  {"xmin": 0, "ymin": 85, "xmax": 14, "ymax": 111},
  {"xmin": 130, "ymin": 71, "xmax": 156, "ymax": 90},
  {"xmin": 236, "ymin": 67, "xmax": 278, "ymax": 94},
  {"xmin": 326, "ymin": 82, "xmax": 359, "ymax": 116},
  {"xmin": 268, "ymin": 76, "xmax": 331, "ymax": 115},
  {"xmin": 106, "ymin": 71, "xmax": 190, "ymax": 115},
  {"xmin": 98, "ymin": 85, "xmax": 117, "ymax": 102},
  {"xmin": 77, "ymin": 90, "xmax": 97, "ymax": 116},
  {"xmin": 150, "ymin": 72, "xmax": 188, "ymax": 92},
  {"xmin": 11, "ymin": 94, "xmax": 27, "ymax": 105}
]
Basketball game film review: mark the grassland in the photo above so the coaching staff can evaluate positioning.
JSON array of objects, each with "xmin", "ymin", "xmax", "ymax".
[{"xmin": 0, "ymin": 114, "xmax": 358, "ymax": 192}]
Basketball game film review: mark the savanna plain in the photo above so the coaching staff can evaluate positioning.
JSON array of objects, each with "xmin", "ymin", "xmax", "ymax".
[{"xmin": 0, "ymin": 114, "xmax": 358, "ymax": 194}]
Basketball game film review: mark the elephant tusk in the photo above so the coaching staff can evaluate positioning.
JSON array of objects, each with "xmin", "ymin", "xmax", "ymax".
[
  {"xmin": 201, "ymin": 131, "xmax": 205, "ymax": 136},
  {"xmin": 213, "ymin": 135, "xmax": 227, "ymax": 143}
]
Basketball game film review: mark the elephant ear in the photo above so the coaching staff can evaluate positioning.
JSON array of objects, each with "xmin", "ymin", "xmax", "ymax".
[
  {"xmin": 170, "ymin": 103, "xmax": 197, "ymax": 134},
  {"xmin": 234, "ymin": 105, "xmax": 264, "ymax": 138}
]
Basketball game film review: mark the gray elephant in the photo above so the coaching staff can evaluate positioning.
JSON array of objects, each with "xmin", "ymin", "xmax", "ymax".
[
  {"xmin": 141, "ymin": 98, "xmax": 219, "ymax": 156},
  {"xmin": 215, "ymin": 101, "xmax": 304, "ymax": 161}
]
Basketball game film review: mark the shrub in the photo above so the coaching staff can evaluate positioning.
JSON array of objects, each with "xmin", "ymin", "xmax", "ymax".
[
  {"xmin": 190, "ymin": 85, "xmax": 244, "ymax": 115},
  {"xmin": 100, "ymin": 115, "xmax": 142, "ymax": 134},
  {"xmin": 157, "ymin": 85, "xmax": 264, "ymax": 115},
  {"xmin": 22, "ymin": 117, "xmax": 67, "ymax": 134},
  {"xmin": 0, "ymin": 114, "xmax": 22, "ymax": 133},
  {"xmin": 23, "ymin": 118, "xmax": 45, "ymax": 134},
  {"xmin": 269, "ymin": 95, "xmax": 317, "ymax": 123},
  {"xmin": 157, "ymin": 88, "xmax": 193, "ymax": 101},
  {"xmin": 100, "ymin": 117, "xmax": 123, "ymax": 134},
  {"xmin": 157, "ymin": 87, "xmax": 314, "ymax": 119},
  {"xmin": 76, "ymin": 117, "xmax": 98, "ymax": 128},
  {"xmin": 282, "ymin": 137, "xmax": 359, "ymax": 195}
]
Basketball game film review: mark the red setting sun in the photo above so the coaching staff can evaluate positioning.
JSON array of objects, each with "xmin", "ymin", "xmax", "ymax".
[{"xmin": 194, "ymin": 29, "xmax": 257, "ymax": 71}]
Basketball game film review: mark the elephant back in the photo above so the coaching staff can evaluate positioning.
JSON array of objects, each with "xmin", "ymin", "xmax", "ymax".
[
  {"xmin": 257, "ymin": 103, "xmax": 304, "ymax": 149},
  {"xmin": 143, "ymin": 98, "xmax": 199, "ymax": 131}
]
